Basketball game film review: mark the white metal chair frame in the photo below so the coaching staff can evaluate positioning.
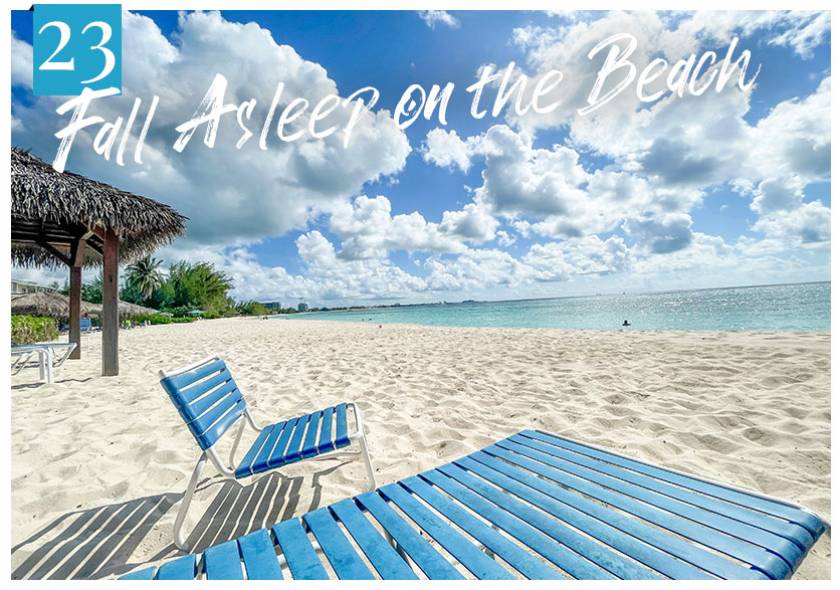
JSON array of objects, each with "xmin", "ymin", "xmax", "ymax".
[
  {"xmin": 160, "ymin": 355, "xmax": 377, "ymax": 551},
  {"xmin": 11, "ymin": 342, "xmax": 77, "ymax": 383}
]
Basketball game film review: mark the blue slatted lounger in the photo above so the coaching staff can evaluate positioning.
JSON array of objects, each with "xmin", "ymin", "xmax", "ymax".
[
  {"xmin": 121, "ymin": 429, "xmax": 827, "ymax": 580},
  {"xmin": 157, "ymin": 355, "xmax": 376, "ymax": 550}
]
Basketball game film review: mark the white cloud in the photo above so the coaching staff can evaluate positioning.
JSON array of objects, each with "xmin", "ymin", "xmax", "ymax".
[
  {"xmin": 750, "ymin": 177, "xmax": 805, "ymax": 215},
  {"xmin": 328, "ymin": 195, "xmax": 492, "ymax": 260},
  {"xmin": 421, "ymin": 128, "xmax": 480, "ymax": 173},
  {"xmin": 418, "ymin": 10, "xmax": 460, "ymax": 30},
  {"xmin": 12, "ymin": 11, "xmax": 411, "ymax": 248},
  {"xmin": 625, "ymin": 212, "xmax": 694, "ymax": 255},
  {"xmin": 12, "ymin": 11, "xmax": 830, "ymax": 305},
  {"xmin": 439, "ymin": 203, "xmax": 499, "ymax": 242},
  {"xmin": 11, "ymin": 32, "xmax": 32, "ymax": 88},
  {"xmin": 663, "ymin": 11, "xmax": 830, "ymax": 59},
  {"xmin": 425, "ymin": 249, "xmax": 535, "ymax": 291},
  {"xmin": 752, "ymin": 201, "xmax": 830, "ymax": 247},
  {"xmin": 296, "ymin": 231, "xmax": 428, "ymax": 301},
  {"xmin": 504, "ymin": 11, "xmax": 828, "ymax": 192},
  {"xmin": 750, "ymin": 77, "xmax": 830, "ymax": 182},
  {"xmin": 474, "ymin": 125, "xmax": 589, "ymax": 219},
  {"xmin": 496, "ymin": 230, "xmax": 516, "ymax": 247},
  {"xmin": 524, "ymin": 235, "xmax": 632, "ymax": 280}
]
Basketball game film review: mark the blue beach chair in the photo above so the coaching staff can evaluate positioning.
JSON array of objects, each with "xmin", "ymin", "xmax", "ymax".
[
  {"xmin": 158, "ymin": 355, "xmax": 376, "ymax": 550},
  {"xmin": 122, "ymin": 429, "xmax": 827, "ymax": 580}
]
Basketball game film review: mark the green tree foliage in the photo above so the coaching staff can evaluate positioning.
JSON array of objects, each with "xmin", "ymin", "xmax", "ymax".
[
  {"xmin": 81, "ymin": 276, "xmax": 103, "ymax": 303},
  {"xmin": 125, "ymin": 255, "xmax": 164, "ymax": 303},
  {"xmin": 162, "ymin": 261, "xmax": 233, "ymax": 314},
  {"xmin": 236, "ymin": 300, "xmax": 270, "ymax": 316},
  {"xmin": 71, "ymin": 259, "xmax": 266, "ymax": 319},
  {"xmin": 11, "ymin": 315, "xmax": 59, "ymax": 344}
]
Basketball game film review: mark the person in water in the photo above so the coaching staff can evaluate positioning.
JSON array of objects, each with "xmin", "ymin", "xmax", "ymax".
[{"xmin": 622, "ymin": 319, "xmax": 631, "ymax": 327}]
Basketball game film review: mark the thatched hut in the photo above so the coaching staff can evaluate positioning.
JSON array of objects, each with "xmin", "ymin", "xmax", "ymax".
[
  {"xmin": 11, "ymin": 291, "xmax": 98, "ymax": 318},
  {"xmin": 112, "ymin": 300, "xmax": 159, "ymax": 318},
  {"xmin": 11, "ymin": 148, "xmax": 187, "ymax": 375},
  {"xmin": 10, "ymin": 291, "xmax": 158, "ymax": 320}
]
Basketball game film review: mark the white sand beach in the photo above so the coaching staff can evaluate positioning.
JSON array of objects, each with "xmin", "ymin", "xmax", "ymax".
[{"xmin": 10, "ymin": 318, "xmax": 830, "ymax": 579}]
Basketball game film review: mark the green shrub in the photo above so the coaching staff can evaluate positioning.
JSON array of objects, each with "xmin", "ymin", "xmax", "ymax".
[
  {"xmin": 11, "ymin": 315, "xmax": 59, "ymax": 345},
  {"xmin": 134, "ymin": 313, "xmax": 172, "ymax": 325},
  {"xmin": 236, "ymin": 300, "xmax": 270, "ymax": 316}
]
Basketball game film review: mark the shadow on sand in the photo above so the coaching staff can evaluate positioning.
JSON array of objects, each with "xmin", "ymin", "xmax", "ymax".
[{"xmin": 12, "ymin": 462, "xmax": 343, "ymax": 579}]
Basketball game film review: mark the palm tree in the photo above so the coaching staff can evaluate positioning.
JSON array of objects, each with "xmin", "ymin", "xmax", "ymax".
[{"xmin": 126, "ymin": 255, "xmax": 164, "ymax": 301}]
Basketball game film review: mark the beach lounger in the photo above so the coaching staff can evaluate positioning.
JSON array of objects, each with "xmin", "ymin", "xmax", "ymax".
[
  {"xmin": 10, "ymin": 342, "xmax": 77, "ymax": 384},
  {"xmin": 158, "ymin": 355, "xmax": 376, "ymax": 550},
  {"xmin": 120, "ymin": 429, "xmax": 827, "ymax": 580}
]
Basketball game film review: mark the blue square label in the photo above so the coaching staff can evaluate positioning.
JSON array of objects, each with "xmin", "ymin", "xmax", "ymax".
[{"xmin": 33, "ymin": 4, "xmax": 122, "ymax": 96}]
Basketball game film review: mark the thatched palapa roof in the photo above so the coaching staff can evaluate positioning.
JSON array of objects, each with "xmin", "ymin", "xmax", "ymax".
[
  {"xmin": 11, "ymin": 291, "xmax": 158, "ymax": 319},
  {"xmin": 11, "ymin": 148, "xmax": 188, "ymax": 268},
  {"xmin": 10, "ymin": 291, "xmax": 98, "ymax": 318}
]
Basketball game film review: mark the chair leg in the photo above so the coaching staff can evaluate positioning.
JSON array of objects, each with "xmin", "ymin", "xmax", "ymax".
[
  {"xmin": 45, "ymin": 349, "xmax": 54, "ymax": 384},
  {"xmin": 228, "ymin": 419, "xmax": 246, "ymax": 470},
  {"xmin": 173, "ymin": 453, "xmax": 208, "ymax": 551},
  {"xmin": 37, "ymin": 350, "xmax": 48, "ymax": 382},
  {"xmin": 358, "ymin": 431, "xmax": 377, "ymax": 491}
]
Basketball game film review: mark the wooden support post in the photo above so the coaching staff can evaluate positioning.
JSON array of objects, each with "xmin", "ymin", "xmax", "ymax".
[
  {"xmin": 102, "ymin": 229, "xmax": 119, "ymax": 376},
  {"xmin": 69, "ymin": 265, "xmax": 82, "ymax": 359}
]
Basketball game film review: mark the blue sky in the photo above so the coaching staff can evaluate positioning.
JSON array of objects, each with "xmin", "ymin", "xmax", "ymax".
[{"xmin": 11, "ymin": 10, "xmax": 831, "ymax": 305}]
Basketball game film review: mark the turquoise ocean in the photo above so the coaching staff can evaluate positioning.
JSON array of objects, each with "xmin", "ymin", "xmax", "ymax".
[{"xmin": 288, "ymin": 282, "xmax": 830, "ymax": 332}]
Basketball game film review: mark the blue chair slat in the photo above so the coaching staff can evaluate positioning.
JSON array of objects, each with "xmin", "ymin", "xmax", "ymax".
[
  {"xmin": 238, "ymin": 529, "xmax": 282, "ymax": 580},
  {"xmin": 163, "ymin": 358, "xmax": 227, "ymax": 393},
  {"xmin": 303, "ymin": 508, "xmax": 375, "ymax": 580},
  {"xmin": 267, "ymin": 418, "xmax": 298, "ymax": 469},
  {"xmin": 234, "ymin": 427, "xmax": 273, "ymax": 478},
  {"xmin": 482, "ymin": 445, "xmax": 790, "ymax": 580},
  {"xmin": 460, "ymin": 455, "xmax": 763, "ymax": 580},
  {"xmin": 179, "ymin": 368, "xmax": 234, "ymax": 408},
  {"xmin": 523, "ymin": 430, "xmax": 825, "ymax": 540},
  {"xmin": 301, "ymin": 411, "xmax": 323, "ymax": 459},
  {"xmin": 188, "ymin": 385, "xmax": 242, "ymax": 434},
  {"xmin": 156, "ymin": 554, "xmax": 197, "ymax": 580},
  {"xmin": 121, "ymin": 429, "xmax": 825, "ymax": 581},
  {"xmin": 357, "ymin": 491, "xmax": 464, "ymax": 580},
  {"xmin": 439, "ymin": 462, "xmax": 668, "ymax": 580},
  {"xmin": 330, "ymin": 499, "xmax": 418, "ymax": 580},
  {"xmin": 120, "ymin": 567, "xmax": 157, "ymax": 580},
  {"xmin": 204, "ymin": 539, "xmax": 243, "ymax": 580},
  {"xmin": 249, "ymin": 421, "xmax": 290, "ymax": 475},
  {"xmin": 272, "ymin": 519, "xmax": 329, "ymax": 580},
  {"xmin": 334, "ymin": 403, "xmax": 350, "ymax": 447},
  {"xmin": 512, "ymin": 433, "xmax": 814, "ymax": 551},
  {"xmin": 281, "ymin": 415, "xmax": 310, "ymax": 464},
  {"xmin": 317, "ymin": 406, "xmax": 335, "ymax": 453},
  {"xmin": 380, "ymin": 482, "xmax": 515, "ymax": 579},
  {"xmin": 187, "ymin": 377, "xmax": 238, "ymax": 418},
  {"xmin": 498, "ymin": 438, "xmax": 804, "ymax": 568},
  {"xmin": 194, "ymin": 399, "xmax": 246, "ymax": 450},
  {"xmin": 401, "ymin": 475, "xmax": 563, "ymax": 580},
  {"xmin": 421, "ymin": 468, "xmax": 613, "ymax": 580}
]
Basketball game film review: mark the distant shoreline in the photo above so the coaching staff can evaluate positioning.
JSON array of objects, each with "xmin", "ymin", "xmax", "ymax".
[
  {"xmin": 280, "ymin": 282, "xmax": 830, "ymax": 333},
  {"xmin": 292, "ymin": 280, "xmax": 831, "ymax": 313}
]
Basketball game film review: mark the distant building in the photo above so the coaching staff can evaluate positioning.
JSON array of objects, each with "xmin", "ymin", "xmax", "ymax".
[
  {"xmin": 11, "ymin": 280, "xmax": 56, "ymax": 294},
  {"xmin": 261, "ymin": 301, "xmax": 282, "ymax": 312},
  {"xmin": 297, "ymin": 302, "xmax": 308, "ymax": 312}
]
